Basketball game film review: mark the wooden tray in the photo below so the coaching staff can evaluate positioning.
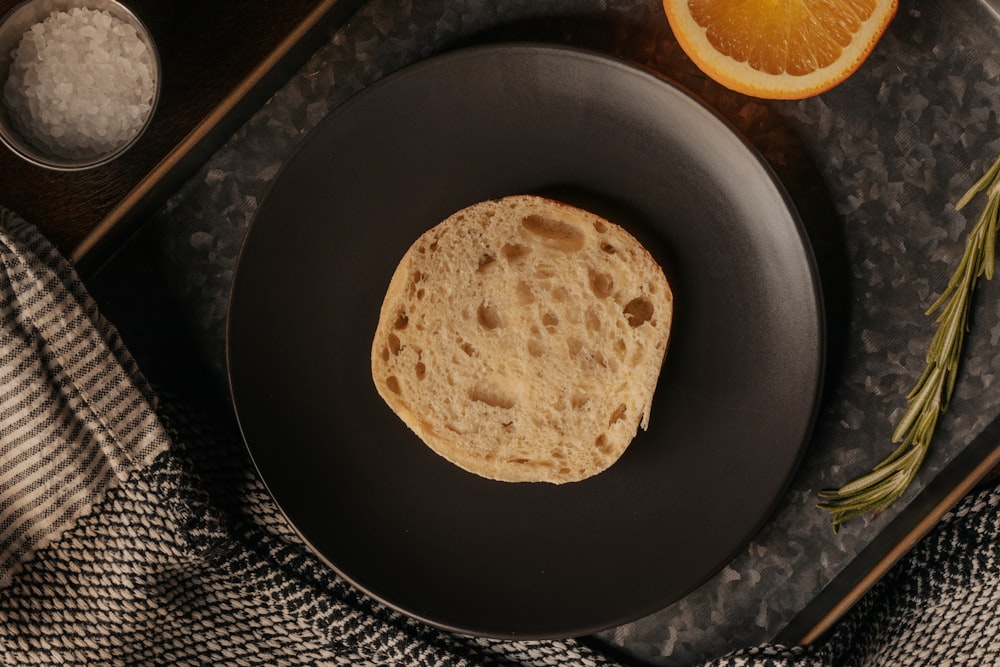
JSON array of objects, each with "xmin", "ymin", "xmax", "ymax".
[
  {"xmin": 0, "ymin": 0, "xmax": 366, "ymax": 276},
  {"xmin": 9, "ymin": 0, "xmax": 1000, "ymax": 659}
]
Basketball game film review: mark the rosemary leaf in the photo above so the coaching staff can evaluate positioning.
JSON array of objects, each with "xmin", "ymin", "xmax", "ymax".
[
  {"xmin": 893, "ymin": 365, "xmax": 942, "ymax": 441},
  {"xmin": 872, "ymin": 436, "xmax": 916, "ymax": 471},
  {"xmin": 818, "ymin": 154, "xmax": 1000, "ymax": 531},
  {"xmin": 985, "ymin": 196, "xmax": 999, "ymax": 279},
  {"xmin": 956, "ymin": 154, "xmax": 1000, "ymax": 210},
  {"xmin": 827, "ymin": 460, "xmax": 901, "ymax": 497}
]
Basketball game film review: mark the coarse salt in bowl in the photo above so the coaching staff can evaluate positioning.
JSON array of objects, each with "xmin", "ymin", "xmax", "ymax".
[{"xmin": 0, "ymin": 0, "xmax": 160, "ymax": 170}]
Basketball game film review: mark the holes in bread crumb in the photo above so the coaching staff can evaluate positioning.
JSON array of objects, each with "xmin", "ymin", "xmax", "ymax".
[
  {"xmin": 567, "ymin": 337, "xmax": 583, "ymax": 358},
  {"xmin": 502, "ymin": 243, "xmax": 531, "ymax": 264},
  {"xmin": 623, "ymin": 297, "xmax": 654, "ymax": 327},
  {"xmin": 385, "ymin": 376, "xmax": 401, "ymax": 394},
  {"xmin": 521, "ymin": 214, "xmax": 586, "ymax": 251},
  {"xmin": 570, "ymin": 392, "xmax": 589, "ymax": 409},
  {"xmin": 593, "ymin": 220, "xmax": 608, "ymax": 233},
  {"xmin": 589, "ymin": 269, "xmax": 614, "ymax": 299},
  {"xmin": 477, "ymin": 301, "xmax": 501, "ymax": 330},
  {"xmin": 387, "ymin": 333, "xmax": 401, "ymax": 356},
  {"xmin": 534, "ymin": 264, "xmax": 556, "ymax": 279},
  {"xmin": 380, "ymin": 346, "xmax": 390, "ymax": 362},
  {"xmin": 541, "ymin": 312, "xmax": 559, "ymax": 329},
  {"xmin": 409, "ymin": 271, "xmax": 426, "ymax": 300},
  {"xmin": 527, "ymin": 338, "xmax": 547, "ymax": 358},
  {"xmin": 585, "ymin": 308, "xmax": 601, "ymax": 333},
  {"xmin": 552, "ymin": 286, "xmax": 570, "ymax": 302},
  {"xmin": 600, "ymin": 242, "xmax": 617, "ymax": 254},
  {"xmin": 516, "ymin": 281, "xmax": 535, "ymax": 305},
  {"xmin": 476, "ymin": 254, "xmax": 496, "ymax": 272},
  {"xmin": 609, "ymin": 403, "xmax": 627, "ymax": 426},
  {"xmin": 458, "ymin": 339, "xmax": 477, "ymax": 357},
  {"xmin": 393, "ymin": 311, "xmax": 408, "ymax": 330},
  {"xmin": 415, "ymin": 362, "xmax": 426, "ymax": 380},
  {"xmin": 470, "ymin": 383, "xmax": 515, "ymax": 409},
  {"xmin": 595, "ymin": 434, "xmax": 613, "ymax": 454}
]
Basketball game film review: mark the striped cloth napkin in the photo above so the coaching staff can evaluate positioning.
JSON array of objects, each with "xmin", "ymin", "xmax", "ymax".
[{"xmin": 2, "ymin": 205, "xmax": 998, "ymax": 666}]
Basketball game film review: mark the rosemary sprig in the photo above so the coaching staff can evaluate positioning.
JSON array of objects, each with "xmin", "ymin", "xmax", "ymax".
[{"xmin": 818, "ymin": 153, "xmax": 1000, "ymax": 532}]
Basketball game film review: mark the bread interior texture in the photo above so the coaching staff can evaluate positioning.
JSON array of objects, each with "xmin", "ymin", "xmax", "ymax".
[{"xmin": 371, "ymin": 195, "xmax": 673, "ymax": 483}]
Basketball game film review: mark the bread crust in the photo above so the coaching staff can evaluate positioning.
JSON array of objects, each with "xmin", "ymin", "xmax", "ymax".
[{"xmin": 371, "ymin": 195, "xmax": 673, "ymax": 483}]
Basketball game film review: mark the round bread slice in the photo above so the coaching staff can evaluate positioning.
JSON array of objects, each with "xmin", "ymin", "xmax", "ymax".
[{"xmin": 371, "ymin": 195, "xmax": 673, "ymax": 483}]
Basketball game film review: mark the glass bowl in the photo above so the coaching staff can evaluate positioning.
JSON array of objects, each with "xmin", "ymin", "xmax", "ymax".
[{"xmin": 0, "ymin": 0, "xmax": 161, "ymax": 171}]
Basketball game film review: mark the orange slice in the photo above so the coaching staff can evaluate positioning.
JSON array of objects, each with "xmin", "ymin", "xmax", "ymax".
[{"xmin": 663, "ymin": 0, "xmax": 898, "ymax": 100}]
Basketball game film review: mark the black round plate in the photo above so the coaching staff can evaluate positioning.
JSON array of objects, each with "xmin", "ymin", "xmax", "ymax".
[{"xmin": 226, "ymin": 44, "xmax": 824, "ymax": 639}]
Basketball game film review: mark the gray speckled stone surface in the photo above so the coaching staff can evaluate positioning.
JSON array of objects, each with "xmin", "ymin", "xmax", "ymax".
[{"xmin": 85, "ymin": 0, "xmax": 1000, "ymax": 664}]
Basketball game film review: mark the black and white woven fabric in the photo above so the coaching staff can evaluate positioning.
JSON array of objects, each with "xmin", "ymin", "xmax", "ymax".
[{"xmin": 2, "ymin": 205, "xmax": 999, "ymax": 666}]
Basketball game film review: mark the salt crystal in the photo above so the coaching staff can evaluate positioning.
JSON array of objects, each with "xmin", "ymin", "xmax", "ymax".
[{"xmin": 2, "ymin": 7, "xmax": 157, "ymax": 161}]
